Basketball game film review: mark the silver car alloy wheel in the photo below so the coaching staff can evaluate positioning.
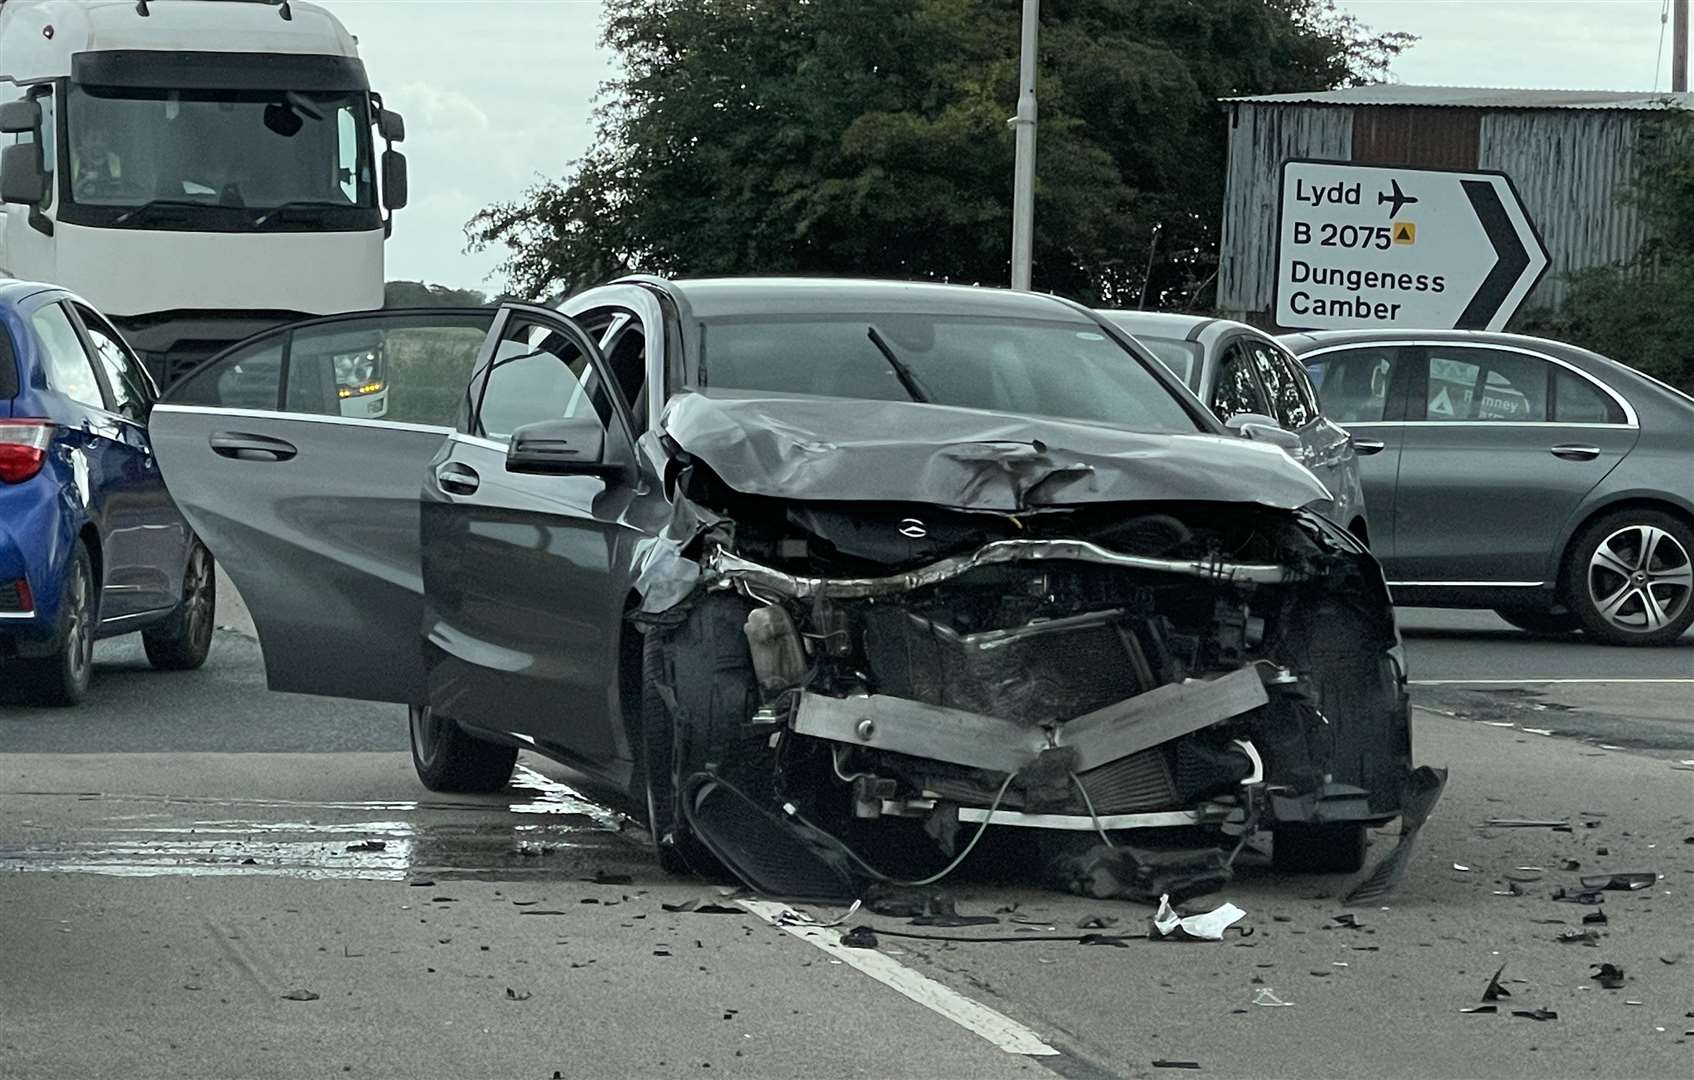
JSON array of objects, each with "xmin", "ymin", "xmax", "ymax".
[
  {"xmin": 1587, "ymin": 524, "xmax": 1694, "ymax": 635},
  {"xmin": 65, "ymin": 556, "xmax": 93, "ymax": 685},
  {"xmin": 410, "ymin": 704, "xmax": 445, "ymax": 766}
]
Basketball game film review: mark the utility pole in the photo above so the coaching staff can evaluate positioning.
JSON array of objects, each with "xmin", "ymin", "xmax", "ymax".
[
  {"xmin": 1675, "ymin": 0, "xmax": 1688, "ymax": 93},
  {"xmin": 1009, "ymin": 0, "xmax": 1039, "ymax": 291}
]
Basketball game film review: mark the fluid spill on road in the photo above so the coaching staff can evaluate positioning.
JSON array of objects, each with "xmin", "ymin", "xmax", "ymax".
[{"xmin": 0, "ymin": 765, "xmax": 647, "ymax": 882}]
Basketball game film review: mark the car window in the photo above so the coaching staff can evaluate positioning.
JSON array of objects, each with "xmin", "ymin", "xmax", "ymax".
[
  {"xmin": 1247, "ymin": 341, "xmax": 1317, "ymax": 429},
  {"xmin": 1423, "ymin": 348, "xmax": 1547, "ymax": 422},
  {"xmin": 1136, "ymin": 336, "xmax": 1201, "ymax": 389},
  {"xmin": 600, "ymin": 318, "xmax": 648, "ymax": 433},
  {"xmin": 475, "ymin": 317, "xmax": 614, "ymax": 443},
  {"xmin": 284, "ymin": 312, "xmax": 495, "ymax": 426},
  {"xmin": 1551, "ymin": 369, "xmax": 1624, "ymax": 424},
  {"xmin": 73, "ymin": 304, "xmax": 154, "ymax": 423},
  {"xmin": 168, "ymin": 337, "xmax": 283, "ymax": 410},
  {"xmin": 32, "ymin": 302, "xmax": 105, "ymax": 410},
  {"xmin": 696, "ymin": 313, "xmax": 1200, "ymax": 435},
  {"xmin": 1306, "ymin": 347, "xmax": 1399, "ymax": 423},
  {"xmin": 1211, "ymin": 342, "xmax": 1269, "ymax": 422}
]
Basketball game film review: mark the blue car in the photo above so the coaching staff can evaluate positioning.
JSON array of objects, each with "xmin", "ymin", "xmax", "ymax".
[{"xmin": 0, "ymin": 281, "xmax": 213, "ymax": 704}]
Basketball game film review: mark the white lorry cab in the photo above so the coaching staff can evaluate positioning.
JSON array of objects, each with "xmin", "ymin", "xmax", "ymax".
[{"xmin": 0, "ymin": 0, "xmax": 406, "ymax": 400}]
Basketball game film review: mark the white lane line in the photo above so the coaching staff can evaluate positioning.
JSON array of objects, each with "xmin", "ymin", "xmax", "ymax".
[
  {"xmin": 737, "ymin": 899, "xmax": 1059, "ymax": 1057},
  {"xmin": 1410, "ymin": 678, "xmax": 1694, "ymax": 686}
]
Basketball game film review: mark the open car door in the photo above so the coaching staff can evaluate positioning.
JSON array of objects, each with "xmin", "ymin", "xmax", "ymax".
[{"xmin": 148, "ymin": 309, "xmax": 498, "ymax": 703}]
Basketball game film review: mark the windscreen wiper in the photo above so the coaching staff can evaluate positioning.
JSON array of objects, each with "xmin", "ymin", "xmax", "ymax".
[
  {"xmin": 250, "ymin": 201, "xmax": 347, "ymax": 228},
  {"xmin": 109, "ymin": 199, "xmax": 213, "ymax": 225},
  {"xmin": 866, "ymin": 325, "xmax": 931, "ymax": 403}
]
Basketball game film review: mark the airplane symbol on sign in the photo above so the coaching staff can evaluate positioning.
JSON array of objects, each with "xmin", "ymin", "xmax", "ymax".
[{"xmin": 1378, "ymin": 179, "xmax": 1419, "ymax": 219}]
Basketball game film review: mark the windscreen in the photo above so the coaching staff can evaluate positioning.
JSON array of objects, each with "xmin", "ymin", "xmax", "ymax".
[
  {"xmin": 696, "ymin": 314, "xmax": 1200, "ymax": 434},
  {"xmin": 62, "ymin": 84, "xmax": 376, "ymax": 230},
  {"xmin": 1134, "ymin": 336, "xmax": 1203, "ymax": 390}
]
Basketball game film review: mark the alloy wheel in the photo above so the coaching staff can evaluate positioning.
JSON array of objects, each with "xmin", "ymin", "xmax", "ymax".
[
  {"xmin": 1586, "ymin": 524, "xmax": 1694, "ymax": 635},
  {"xmin": 410, "ymin": 705, "xmax": 445, "ymax": 766},
  {"xmin": 183, "ymin": 545, "xmax": 213, "ymax": 644},
  {"xmin": 65, "ymin": 558, "xmax": 93, "ymax": 686}
]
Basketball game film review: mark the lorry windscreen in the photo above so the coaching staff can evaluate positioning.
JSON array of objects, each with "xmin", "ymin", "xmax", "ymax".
[{"xmin": 59, "ymin": 85, "xmax": 378, "ymax": 231}]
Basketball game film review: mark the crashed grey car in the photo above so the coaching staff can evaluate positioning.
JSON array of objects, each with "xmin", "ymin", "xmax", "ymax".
[{"xmin": 150, "ymin": 278, "xmax": 1436, "ymax": 901}]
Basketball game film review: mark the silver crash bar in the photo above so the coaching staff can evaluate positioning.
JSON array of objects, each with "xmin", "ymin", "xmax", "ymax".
[
  {"xmin": 791, "ymin": 666, "xmax": 1270, "ymax": 774},
  {"xmin": 707, "ymin": 538, "xmax": 1294, "ymax": 599}
]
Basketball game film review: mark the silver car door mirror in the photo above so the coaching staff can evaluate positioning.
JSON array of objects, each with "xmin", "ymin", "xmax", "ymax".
[{"xmin": 1225, "ymin": 412, "xmax": 1302, "ymax": 453}]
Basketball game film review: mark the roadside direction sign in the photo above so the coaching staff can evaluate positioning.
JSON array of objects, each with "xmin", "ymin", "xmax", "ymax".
[{"xmin": 1274, "ymin": 160, "xmax": 1549, "ymax": 332}]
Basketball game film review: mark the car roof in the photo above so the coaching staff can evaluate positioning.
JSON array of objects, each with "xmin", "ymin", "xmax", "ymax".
[
  {"xmin": 1096, "ymin": 310, "xmax": 1217, "ymax": 342},
  {"xmin": 618, "ymin": 276, "xmax": 1098, "ymax": 322},
  {"xmin": 1281, "ymin": 327, "xmax": 1599, "ymax": 358},
  {"xmin": 0, "ymin": 278, "xmax": 63, "ymax": 308}
]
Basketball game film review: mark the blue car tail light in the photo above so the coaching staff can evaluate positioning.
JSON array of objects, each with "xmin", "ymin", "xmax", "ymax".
[
  {"xmin": 0, "ymin": 419, "xmax": 52, "ymax": 485},
  {"xmin": 0, "ymin": 578, "xmax": 32, "ymax": 613}
]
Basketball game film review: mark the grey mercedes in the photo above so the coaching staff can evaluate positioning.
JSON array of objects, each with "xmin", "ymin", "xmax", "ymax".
[
  {"xmin": 149, "ymin": 278, "xmax": 1439, "ymax": 900},
  {"xmin": 1285, "ymin": 330, "xmax": 1694, "ymax": 646}
]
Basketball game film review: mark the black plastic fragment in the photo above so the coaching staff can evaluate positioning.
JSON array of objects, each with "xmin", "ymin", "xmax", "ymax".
[
  {"xmin": 1151, "ymin": 1061, "xmax": 1201, "ymax": 1070},
  {"xmin": 587, "ymin": 870, "xmax": 633, "ymax": 885},
  {"xmin": 1344, "ymin": 766, "xmax": 1447, "ymax": 905},
  {"xmin": 841, "ymin": 927, "xmax": 878, "ymax": 949},
  {"xmin": 1512, "ymin": 1008, "xmax": 1557, "ymax": 1021},
  {"xmin": 1482, "ymin": 963, "xmax": 1512, "ymax": 1002},
  {"xmin": 1080, "ymin": 934, "xmax": 1132, "ymax": 948},
  {"xmin": 1552, "ymin": 886, "xmax": 1605, "ymax": 905},
  {"xmin": 1460, "ymin": 1005, "xmax": 1498, "ymax": 1015},
  {"xmin": 1557, "ymin": 929, "xmax": 1601, "ymax": 946},
  {"xmin": 1077, "ymin": 915, "xmax": 1119, "ymax": 929},
  {"xmin": 1583, "ymin": 909, "xmax": 1608, "ymax": 926},
  {"xmin": 1579, "ymin": 872, "xmax": 1655, "ymax": 892},
  {"xmin": 1590, "ymin": 963, "xmax": 1626, "ymax": 989},
  {"xmin": 682, "ymin": 774, "xmax": 861, "ymax": 902},
  {"xmin": 909, "ymin": 896, "xmax": 998, "ymax": 927},
  {"xmin": 1047, "ymin": 841, "xmax": 1232, "ymax": 904}
]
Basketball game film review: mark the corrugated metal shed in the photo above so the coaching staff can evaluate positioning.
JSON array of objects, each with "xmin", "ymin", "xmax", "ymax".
[{"xmin": 1218, "ymin": 85, "xmax": 1691, "ymax": 326}]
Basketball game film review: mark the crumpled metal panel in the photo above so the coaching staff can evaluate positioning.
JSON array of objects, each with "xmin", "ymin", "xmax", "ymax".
[{"xmin": 660, "ymin": 391, "xmax": 1332, "ymax": 513}]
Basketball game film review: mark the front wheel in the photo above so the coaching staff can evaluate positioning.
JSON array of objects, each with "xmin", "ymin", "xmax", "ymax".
[
  {"xmin": 1272, "ymin": 823, "xmax": 1368, "ymax": 874},
  {"xmin": 143, "ymin": 541, "xmax": 216, "ymax": 671},
  {"xmin": 408, "ymin": 705, "xmax": 518, "ymax": 794},
  {"xmin": 1565, "ymin": 510, "xmax": 1694, "ymax": 646},
  {"xmin": 1493, "ymin": 607, "xmax": 1579, "ymax": 636}
]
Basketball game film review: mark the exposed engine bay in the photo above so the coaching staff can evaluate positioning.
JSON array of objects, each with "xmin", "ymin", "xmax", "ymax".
[{"xmin": 637, "ymin": 453, "xmax": 1424, "ymax": 904}]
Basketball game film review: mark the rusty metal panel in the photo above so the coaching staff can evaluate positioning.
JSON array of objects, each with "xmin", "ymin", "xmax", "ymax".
[
  {"xmin": 1478, "ymin": 111, "xmax": 1651, "ymax": 309},
  {"xmin": 1218, "ymin": 103, "xmax": 1351, "ymax": 317},
  {"xmin": 1351, "ymin": 106, "xmax": 1479, "ymax": 168}
]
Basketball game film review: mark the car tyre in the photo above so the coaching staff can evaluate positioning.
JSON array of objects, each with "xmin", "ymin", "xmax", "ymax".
[
  {"xmin": 18, "ymin": 542, "xmax": 96, "ymax": 707},
  {"xmin": 408, "ymin": 705, "xmax": 518, "ymax": 794},
  {"xmin": 1271, "ymin": 823, "xmax": 1368, "ymax": 874},
  {"xmin": 143, "ymin": 541, "xmax": 216, "ymax": 671},
  {"xmin": 1492, "ymin": 607, "xmax": 1579, "ymax": 636},
  {"xmin": 640, "ymin": 593, "xmax": 764, "ymax": 878},
  {"xmin": 1565, "ymin": 509, "xmax": 1694, "ymax": 647}
]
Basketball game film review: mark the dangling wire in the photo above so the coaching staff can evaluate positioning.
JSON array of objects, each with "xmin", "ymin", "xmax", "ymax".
[{"xmin": 1656, "ymin": 0, "xmax": 1673, "ymax": 91}]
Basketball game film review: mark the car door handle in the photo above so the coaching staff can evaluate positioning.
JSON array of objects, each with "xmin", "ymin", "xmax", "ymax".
[
  {"xmin": 209, "ymin": 431, "xmax": 298, "ymax": 462},
  {"xmin": 1351, "ymin": 437, "xmax": 1387, "ymax": 456},
  {"xmin": 1550, "ymin": 444, "xmax": 1600, "ymax": 462},
  {"xmin": 435, "ymin": 462, "xmax": 480, "ymax": 496}
]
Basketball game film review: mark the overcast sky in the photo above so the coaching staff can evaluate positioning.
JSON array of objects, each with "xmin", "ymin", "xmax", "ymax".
[{"xmin": 320, "ymin": 0, "xmax": 1683, "ymax": 293}]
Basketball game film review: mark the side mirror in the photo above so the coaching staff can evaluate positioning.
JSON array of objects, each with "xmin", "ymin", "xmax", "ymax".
[
  {"xmin": 0, "ymin": 142, "xmax": 47, "ymax": 205},
  {"xmin": 377, "ymin": 108, "xmax": 406, "ymax": 143},
  {"xmin": 507, "ymin": 417, "xmax": 619, "ymax": 477},
  {"xmin": 381, "ymin": 149, "xmax": 407, "ymax": 211},
  {"xmin": 1225, "ymin": 412, "xmax": 1302, "ymax": 454},
  {"xmin": 0, "ymin": 98, "xmax": 39, "ymax": 134}
]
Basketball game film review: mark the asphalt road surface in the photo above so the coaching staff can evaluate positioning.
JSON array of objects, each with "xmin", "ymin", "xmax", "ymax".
[{"xmin": 3, "ymin": 605, "xmax": 1691, "ymax": 1079}]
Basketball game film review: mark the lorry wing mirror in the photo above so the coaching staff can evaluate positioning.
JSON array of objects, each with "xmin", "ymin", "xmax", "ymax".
[
  {"xmin": 377, "ymin": 108, "xmax": 405, "ymax": 143},
  {"xmin": 0, "ymin": 99, "xmax": 40, "ymax": 135},
  {"xmin": 381, "ymin": 149, "xmax": 408, "ymax": 211},
  {"xmin": 0, "ymin": 143, "xmax": 47, "ymax": 205}
]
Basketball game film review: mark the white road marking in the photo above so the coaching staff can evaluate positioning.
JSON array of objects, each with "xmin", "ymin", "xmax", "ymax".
[
  {"xmin": 737, "ymin": 899, "xmax": 1059, "ymax": 1057},
  {"xmin": 1410, "ymin": 678, "xmax": 1694, "ymax": 686}
]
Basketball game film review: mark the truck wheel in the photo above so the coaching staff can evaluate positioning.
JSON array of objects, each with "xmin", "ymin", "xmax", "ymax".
[
  {"xmin": 1566, "ymin": 509, "xmax": 1694, "ymax": 646},
  {"xmin": 641, "ymin": 593, "xmax": 764, "ymax": 877},
  {"xmin": 18, "ymin": 542, "xmax": 96, "ymax": 707},
  {"xmin": 1272, "ymin": 823, "xmax": 1368, "ymax": 874},
  {"xmin": 408, "ymin": 705, "xmax": 518, "ymax": 794},
  {"xmin": 1493, "ymin": 607, "xmax": 1578, "ymax": 635},
  {"xmin": 143, "ymin": 541, "xmax": 216, "ymax": 671}
]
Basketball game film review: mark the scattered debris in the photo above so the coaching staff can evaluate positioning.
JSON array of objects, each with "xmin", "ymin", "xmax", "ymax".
[
  {"xmin": 408, "ymin": 879, "xmax": 435, "ymax": 888},
  {"xmin": 1483, "ymin": 818, "xmax": 1569, "ymax": 830},
  {"xmin": 841, "ymin": 927, "xmax": 878, "ymax": 950},
  {"xmin": 1557, "ymin": 929, "xmax": 1601, "ymax": 946},
  {"xmin": 1493, "ymin": 882, "xmax": 1524, "ymax": 897},
  {"xmin": 1560, "ymin": 859, "xmax": 1581, "ymax": 871},
  {"xmin": 1150, "ymin": 895, "xmax": 1247, "ymax": 942},
  {"xmin": 344, "ymin": 839, "xmax": 386, "ymax": 852},
  {"xmin": 1482, "ymin": 964, "xmax": 1512, "ymax": 1002},
  {"xmin": 280, "ymin": 990, "xmax": 319, "ymax": 1002},
  {"xmin": 505, "ymin": 988, "xmax": 532, "ymax": 1001},
  {"xmin": 1252, "ymin": 988, "xmax": 1293, "ymax": 1007},
  {"xmin": 1552, "ymin": 887, "xmax": 1605, "ymax": 905},
  {"xmin": 587, "ymin": 870, "xmax": 633, "ymax": 885},
  {"xmin": 520, "ymin": 910, "xmax": 569, "ymax": 916},
  {"xmin": 1580, "ymin": 873, "xmax": 1655, "ymax": 892},
  {"xmin": 1460, "ymin": 1005, "xmax": 1498, "ymax": 1015},
  {"xmin": 1151, "ymin": 1061, "xmax": 1201, "ymax": 1070},
  {"xmin": 1327, "ymin": 914, "xmax": 1363, "ymax": 930},
  {"xmin": 910, "ymin": 897, "xmax": 998, "ymax": 928},
  {"xmin": 1512, "ymin": 1008, "xmax": 1558, "ymax": 1022},
  {"xmin": 1590, "ymin": 963, "xmax": 1626, "ymax": 990},
  {"xmin": 661, "ymin": 899, "xmax": 745, "ymax": 915},
  {"xmin": 1076, "ymin": 915, "xmax": 1119, "ymax": 930},
  {"xmin": 1506, "ymin": 867, "xmax": 1543, "ymax": 881},
  {"xmin": 1080, "ymin": 934, "xmax": 1132, "ymax": 948},
  {"xmin": 1452, "ymin": 863, "xmax": 1472, "ymax": 872}
]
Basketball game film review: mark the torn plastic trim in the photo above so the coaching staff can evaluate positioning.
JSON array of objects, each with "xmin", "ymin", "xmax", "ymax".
[
  {"xmin": 791, "ymin": 667, "xmax": 1269, "ymax": 775},
  {"xmin": 706, "ymin": 538, "xmax": 1295, "ymax": 599},
  {"xmin": 956, "ymin": 806, "xmax": 1247, "ymax": 831}
]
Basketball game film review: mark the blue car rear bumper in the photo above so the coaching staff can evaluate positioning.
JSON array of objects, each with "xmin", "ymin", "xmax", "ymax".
[{"xmin": 0, "ymin": 472, "xmax": 75, "ymax": 658}]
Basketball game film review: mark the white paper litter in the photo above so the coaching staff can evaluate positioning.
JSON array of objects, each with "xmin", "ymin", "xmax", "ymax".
[
  {"xmin": 1151, "ymin": 894, "xmax": 1247, "ymax": 941},
  {"xmin": 1252, "ymin": 988, "xmax": 1294, "ymax": 1007}
]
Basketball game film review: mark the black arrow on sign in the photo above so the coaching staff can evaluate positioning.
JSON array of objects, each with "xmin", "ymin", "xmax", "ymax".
[{"xmin": 1456, "ymin": 179, "xmax": 1530, "ymax": 330}]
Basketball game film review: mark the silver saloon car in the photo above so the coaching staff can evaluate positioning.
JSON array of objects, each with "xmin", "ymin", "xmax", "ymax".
[
  {"xmin": 1100, "ymin": 312, "xmax": 1371, "ymax": 544},
  {"xmin": 1284, "ymin": 330, "xmax": 1694, "ymax": 646}
]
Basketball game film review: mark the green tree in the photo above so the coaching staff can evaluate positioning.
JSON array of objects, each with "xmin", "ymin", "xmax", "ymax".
[
  {"xmin": 467, "ymin": 0, "xmax": 1411, "ymax": 306},
  {"xmin": 1514, "ymin": 112, "xmax": 1694, "ymax": 391},
  {"xmin": 384, "ymin": 280, "xmax": 490, "ymax": 309}
]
